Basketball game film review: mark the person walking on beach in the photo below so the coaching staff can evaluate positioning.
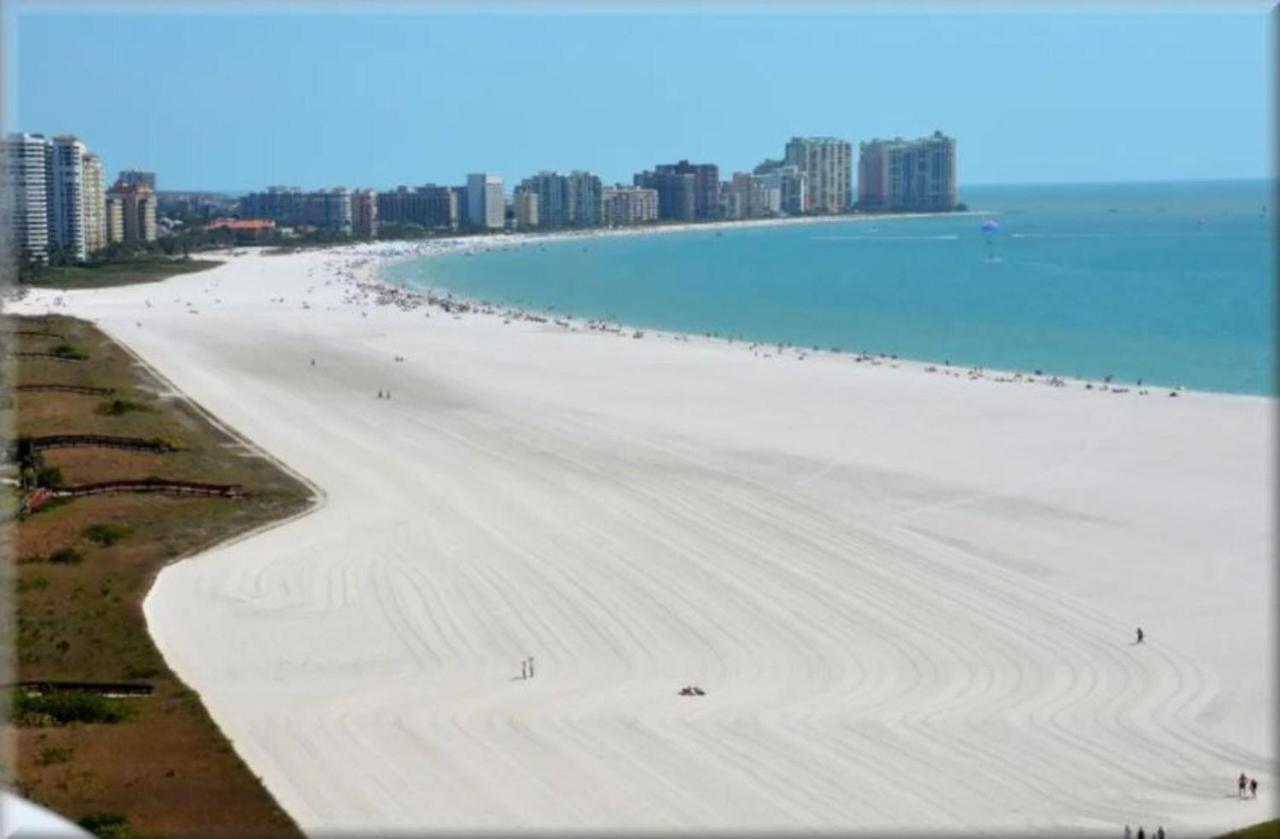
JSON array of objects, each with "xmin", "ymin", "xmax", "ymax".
[
  {"xmin": 1136, "ymin": 627, "xmax": 1144, "ymax": 644},
  {"xmin": 1123, "ymin": 824, "xmax": 1132, "ymax": 839},
  {"xmin": 1155, "ymin": 826, "xmax": 1165, "ymax": 839},
  {"xmin": 521, "ymin": 660, "xmax": 527, "ymax": 680},
  {"xmin": 1250, "ymin": 777, "xmax": 1258, "ymax": 798},
  {"xmin": 529, "ymin": 656, "xmax": 535, "ymax": 679},
  {"xmin": 1136, "ymin": 827, "xmax": 1144, "ymax": 839},
  {"xmin": 1239, "ymin": 772, "xmax": 1249, "ymax": 798}
]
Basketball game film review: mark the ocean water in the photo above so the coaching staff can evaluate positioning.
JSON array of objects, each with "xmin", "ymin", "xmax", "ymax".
[{"xmin": 384, "ymin": 180, "xmax": 1276, "ymax": 396}]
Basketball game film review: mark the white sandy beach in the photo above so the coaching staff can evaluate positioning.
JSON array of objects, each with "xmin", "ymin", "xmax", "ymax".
[{"xmin": 8, "ymin": 242, "xmax": 1273, "ymax": 835}]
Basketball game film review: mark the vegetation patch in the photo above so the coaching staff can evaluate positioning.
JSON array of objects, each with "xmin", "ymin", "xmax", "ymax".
[
  {"xmin": 95, "ymin": 398, "xmax": 151, "ymax": 416},
  {"xmin": 48, "ymin": 547, "xmax": 85, "ymax": 565},
  {"xmin": 1219, "ymin": 820, "xmax": 1280, "ymax": 839},
  {"xmin": 77, "ymin": 811, "xmax": 140, "ymax": 839},
  {"xmin": 50, "ymin": 342, "xmax": 89, "ymax": 360},
  {"xmin": 10, "ymin": 690, "xmax": 136, "ymax": 726},
  {"xmin": 9, "ymin": 314, "xmax": 307, "ymax": 836},
  {"xmin": 83, "ymin": 523, "xmax": 134, "ymax": 547},
  {"xmin": 37, "ymin": 746, "xmax": 74, "ymax": 766}
]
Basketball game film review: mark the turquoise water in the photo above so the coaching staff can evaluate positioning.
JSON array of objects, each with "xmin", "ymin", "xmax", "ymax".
[{"xmin": 385, "ymin": 180, "xmax": 1276, "ymax": 395}]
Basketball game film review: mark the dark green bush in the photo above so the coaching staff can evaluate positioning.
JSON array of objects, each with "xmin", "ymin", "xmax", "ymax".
[
  {"xmin": 83, "ymin": 523, "xmax": 134, "ymax": 546},
  {"xmin": 49, "ymin": 342, "xmax": 87, "ymax": 360},
  {"xmin": 95, "ymin": 398, "xmax": 150, "ymax": 416},
  {"xmin": 12, "ymin": 690, "xmax": 134, "ymax": 725},
  {"xmin": 49, "ymin": 547, "xmax": 84, "ymax": 565}
]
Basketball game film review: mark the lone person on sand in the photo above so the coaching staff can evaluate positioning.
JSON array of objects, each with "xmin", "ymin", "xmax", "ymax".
[
  {"xmin": 1239, "ymin": 772, "xmax": 1249, "ymax": 798},
  {"xmin": 1155, "ymin": 828, "xmax": 1164, "ymax": 839},
  {"xmin": 521, "ymin": 660, "xmax": 527, "ymax": 680},
  {"xmin": 529, "ymin": 656, "xmax": 535, "ymax": 679},
  {"xmin": 1251, "ymin": 777, "xmax": 1259, "ymax": 798},
  {"xmin": 1136, "ymin": 627, "xmax": 1144, "ymax": 644},
  {"xmin": 1123, "ymin": 825, "xmax": 1132, "ymax": 839}
]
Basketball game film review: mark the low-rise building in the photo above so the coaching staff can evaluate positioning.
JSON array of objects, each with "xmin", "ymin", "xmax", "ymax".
[{"xmin": 376, "ymin": 185, "xmax": 458, "ymax": 230}]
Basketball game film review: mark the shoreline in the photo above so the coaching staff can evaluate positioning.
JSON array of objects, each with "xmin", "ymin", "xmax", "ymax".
[{"xmin": 355, "ymin": 236, "xmax": 1271, "ymax": 403}]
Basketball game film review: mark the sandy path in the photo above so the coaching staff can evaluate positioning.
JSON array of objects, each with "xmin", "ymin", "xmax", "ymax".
[{"xmin": 10, "ymin": 248, "xmax": 1272, "ymax": 835}]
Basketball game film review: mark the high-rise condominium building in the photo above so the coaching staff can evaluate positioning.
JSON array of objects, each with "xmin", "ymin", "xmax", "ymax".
[
  {"xmin": 752, "ymin": 161, "xmax": 807, "ymax": 215},
  {"xmin": 377, "ymin": 185, "xmax": 458, "ymax": 230},
  {"xmin": 514, "ymin": 190, "xmax": 539, "ymax": 229},
  {"xmin": 643, "ymin": 160, "xmax": 719, "ymax": 220},
  {"xmin": 857, "ymin": 131, "xmax": 958, "ymax": 212},
  {"xmin": 602, "ymin": 186, "xmax": 658, "ymax": 226},
  {"xmin": 517, "ymin": 171, "xmax": 603, "ymax": 228},
  {"xmin": 518, "ymin": 172, "xmax": 566, "ymax": 226},
  {"xmin": 105, "ymin": 196, "xmax": 124, "ymax": 244},
  {"xmin": 82, "ymin": 153, "xmax": 106, "ymax": 254},
  {"xmin": 48, "ymin": 135, "xmax": 88, "ymax": 260},
  {"xmin": 466, "ymin": 173, "xmax": 504, "ymax": 230},
  {"xmin": 106, "ymin": 178, "xmax": 157, "ymax": 243},
  {"xmin": 1, "ymin": 133, "xmax": 52, "ymax": 264},
  {"xmin": 728, "ymin": 171, "xmax": 780, "ymax": 219},
  {"xmin": 784, "ymin": 136, "xmax": 852, "ymax": 214},
  {"xmin": 351, "ymin": 189, "xmax": 378, "ymax": 238},
  {"xmin": 633, "ymin": 169, "xmax": 695, "ymax": 221}
]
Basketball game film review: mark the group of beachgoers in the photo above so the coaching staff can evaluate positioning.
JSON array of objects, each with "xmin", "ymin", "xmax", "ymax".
[
  {"xmin": 105, "ymin": 243, "xmax": 1185, "ymax": 404},
  {"xmin": 1119, "ymin": 775, "xmax": 1263, "ymax": 839},
  {"xmin": 519, "ymin": 656, "xmax": 536, "ymax": 680}
]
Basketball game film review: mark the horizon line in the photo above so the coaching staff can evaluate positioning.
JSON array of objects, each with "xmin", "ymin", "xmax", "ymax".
[{"xmin": 155, "ymin": 175, "xmax": 1276, "ymax": 196}]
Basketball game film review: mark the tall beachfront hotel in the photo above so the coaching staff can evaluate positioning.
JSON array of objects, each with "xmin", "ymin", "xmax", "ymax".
[
  {"xmin": 0, "ymin": 133, "xmax": 51, "ymax": 263},
  {"xmin": 857, "ymin": 131, "xmax": 958, "ymax": 212},
  {"xmin": 784, "ymin": 136, "xmax": 852, "ymax": 214},
  {"xmin": 1, "ymin": 132, "xmax": 107, "ymax": 264},
  {"xmin": 466, "ymin": 173, "xmax": 505, "ymax": 230}
]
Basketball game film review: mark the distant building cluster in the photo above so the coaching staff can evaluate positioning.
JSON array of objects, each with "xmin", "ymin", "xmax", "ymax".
[{"xmin": 3, "ymin": 130, "xmax": 961, "ymax": 259}]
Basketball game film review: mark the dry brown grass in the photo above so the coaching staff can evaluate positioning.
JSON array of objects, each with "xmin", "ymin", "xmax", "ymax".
[{"xmin": 4, "ymin": 314, "xmax": 313, "ymax": 836}]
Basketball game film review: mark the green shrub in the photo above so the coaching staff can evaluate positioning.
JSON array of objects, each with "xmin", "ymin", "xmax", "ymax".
[
  {"xmin": 35, "ymin": 465, "xmax": 63, "ymax": 488},
  {"xmin": 94, "ymin": 398, "xmax": 150, "ymax": 416},
  {"xmin": 11, "ymin": 690, "xmax": 135, "ymax": 725},
  {"xmin": 16, "ymin": 576, "xmax": 49, "ymax": 593},
  {"xmin": 48, "ymin": 547, "xmax": 84, "ymax": 565},
  {"xmin": 83, "ymin": 523, "xmax": 134, "ymax": 546},
  {"xmin": 49, "ymin": 342, "xmax": 88, "ymax": 360},
  {"xmin": 77, "ymin": 811, "xmax": 140, "ymax": 838},
  {"xmin": 37, "ymin": 745, "xmax": 73, "ymax": 766}
]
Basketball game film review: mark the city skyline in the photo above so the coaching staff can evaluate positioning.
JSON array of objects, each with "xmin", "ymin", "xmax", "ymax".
[{"xmin": 8, "ymin": 7, "xmax": 1269, "ymax": 191}]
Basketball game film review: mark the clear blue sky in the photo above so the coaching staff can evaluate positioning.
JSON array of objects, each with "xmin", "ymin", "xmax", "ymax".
[{"xmin": 7, "ymin": 5, "xmax": 1272, "ymax": 192}]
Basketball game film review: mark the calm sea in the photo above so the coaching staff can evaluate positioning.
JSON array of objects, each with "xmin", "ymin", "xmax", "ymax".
[{"xmin": 384, "ymin": 180, "xmax": 1276, "ymax": 396}]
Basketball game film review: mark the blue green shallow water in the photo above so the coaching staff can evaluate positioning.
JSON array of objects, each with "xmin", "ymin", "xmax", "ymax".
[{"xmin": 384, "ymin": 180, "xmax": 1276, "ymax": 396}]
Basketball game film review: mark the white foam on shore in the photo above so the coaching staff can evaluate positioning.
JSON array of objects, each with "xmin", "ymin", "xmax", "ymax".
[{"xmin": 7, "ymin": 247, "xmax": 1272, "ymax": 835}]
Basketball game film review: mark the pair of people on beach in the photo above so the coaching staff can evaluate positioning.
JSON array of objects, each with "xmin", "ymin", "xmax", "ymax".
[
  {"xmin": 521, "ymin": 657, "xmax": 535, "ymax": 680},
  {"xmin": 1239, "ymin": 772, "xmax": 1259, "ymax": 798},
  {"xmin": 1124, "ymin": 825, "xmax": 1163, "ymax": 839}
]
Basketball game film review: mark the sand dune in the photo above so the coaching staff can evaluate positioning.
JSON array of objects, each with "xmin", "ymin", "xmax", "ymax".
[{"xmin": 10, "ymin": 247, "xmax": 1272, "ymax": 835}]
